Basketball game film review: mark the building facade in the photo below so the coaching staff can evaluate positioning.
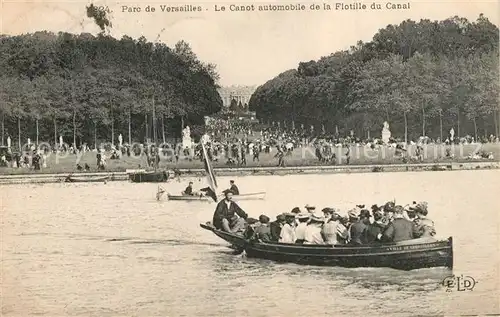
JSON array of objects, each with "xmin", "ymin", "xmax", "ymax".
[{"xmin": 218, "ymin": 85, "xmax": 257, "ymax": 108}]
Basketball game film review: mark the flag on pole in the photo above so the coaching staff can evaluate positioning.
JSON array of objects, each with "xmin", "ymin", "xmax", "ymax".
[{"xmin": 201, "ymin": 142, "xmax": 218, "ymax": 202}]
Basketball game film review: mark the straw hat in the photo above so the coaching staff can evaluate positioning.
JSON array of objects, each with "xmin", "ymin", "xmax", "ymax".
[
  {"xmin": 297, "ymin": 213, "xmax": 310, "ymax": 220},
  {"xmin": 358, "ymin": 209, "xmax": 372, "ymax": 218},
  {"xmin": 310, "ymin": 213, "xmax": 325, "ymax": 223},
  {"xmin": 304, "ymin": 204, "xmax": 316, "ymax": 211},
  {"xmin": 347, "ymin": 209, "xmax": 358, "ymax": 219},
  {"xmin": 321, "ymin": 207, "xmax": 335, "ymax": 214},
  {"xmin": 410, "ymin": 201, "xmax": 428, "ymax": 214}
]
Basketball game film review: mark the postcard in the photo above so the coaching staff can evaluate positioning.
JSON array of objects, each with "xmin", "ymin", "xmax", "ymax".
[{"xmin": 1, "ymin": 0, "xmax": 499, "ymax": 316}]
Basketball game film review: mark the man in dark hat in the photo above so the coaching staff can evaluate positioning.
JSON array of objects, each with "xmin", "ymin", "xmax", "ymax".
[
  {"xmin": 348, "ymin": 209, "xmax": 371, "ymax": 245},
  {"xmin": 270, "ymin": 214, "xmax": 286, "ymax": 242},
  {"xmin": 291, "ymin": 207, "xmax": 301, "ymax": 214},
  {"xmin": 364, "ymin": 210, "xmax": 386, "ymax": 244},
  {"xmin": 383, "ymin": 201, "xmax": 395, "ymax": 223},
  {"xmin": 253, "ymin": 215, "xmax": 272, "ymax": 242},
  {"xmin": 183, "ymin": 182, "xmax": 194, "ymax": 196},
  {"xmin": 212, "ymin": 190, "xmax": 248, "ymax": 232},
  {"xmin": 228, "ymin": 180, "xmax": 239, "ymax": 195},
  {"xmin": 381, "ymin": 205, "xmax": 414, "ymax": 242}
]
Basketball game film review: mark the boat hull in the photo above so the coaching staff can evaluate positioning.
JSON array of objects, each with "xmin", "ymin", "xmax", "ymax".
[
  {"xmin": 200, "ymin": 223, "xmax": 247, "ymax": 249},
  {"xmin": 65, "ymin": 176, "xmax": 109, "ymax": 183},
  {"xmin": 200, "ymin": 223, "xmax": 453, "ymax": 270},
  {"xmin": 244, "ymin": 239, "xmax": 453, "ymax": 270},
  {"xmin": 168, "ymin": 194, "xmax": 212, "ymax": 201},
  {"xmin": 129, "ymin": 171, "xmax": 168, "ymax": 183}
]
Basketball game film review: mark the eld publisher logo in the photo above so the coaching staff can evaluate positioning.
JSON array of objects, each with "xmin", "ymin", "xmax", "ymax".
[{"xmin": 442, "ymin": 275, "xmax": 477, "ymax": 292}]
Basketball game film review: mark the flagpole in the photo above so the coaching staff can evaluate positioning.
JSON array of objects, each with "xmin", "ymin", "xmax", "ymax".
[{"xmin": 201, "ymin": 141, "xmax": 218, "ymax": 202}]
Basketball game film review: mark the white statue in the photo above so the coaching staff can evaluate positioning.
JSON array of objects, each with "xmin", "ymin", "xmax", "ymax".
[
  {"xmin": 182, "ymin": 126, "xmax": 190, "ymax": 138},
  {"xmin": 59, "ymin": 135, "xmax": 63, "ymax": 147},
  {"xmin": 450, "ymin": 128, "xmax": 455, "ymax": 141},
  {"xmin": 118, "ymin": 134, "xmax": 123, "ymax": 146},
  {"xmin": 27, "ymin": 138, "xmax": 31, "ymax": 146},
  {"xmin": 7, "ymin": 136, "xmax": 11, "ymax": 148},
  {"xmin": 201, "ymin": 133, "xmax": 210, "ymax": 145},
  {"xmin": 182, "ymin": 126, "xmax": 192, "ymax": 149},
  {"xmin": 381, "ymin": 121, "xmax": 391, "ymax": 144}
]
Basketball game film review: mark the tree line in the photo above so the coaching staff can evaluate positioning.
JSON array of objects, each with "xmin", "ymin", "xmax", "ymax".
[
  {"xmin": 0, "ymin": 29, "xmax": 222, "ymax": 150},
  {"xmin": 249, "ymin": 15, "xmax": 500, "ymax": 142}
]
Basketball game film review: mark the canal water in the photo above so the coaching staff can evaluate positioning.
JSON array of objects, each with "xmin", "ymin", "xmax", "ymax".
[{"xmin": 1, "ymin": 170, "xmax": 499, "ymax": 316}]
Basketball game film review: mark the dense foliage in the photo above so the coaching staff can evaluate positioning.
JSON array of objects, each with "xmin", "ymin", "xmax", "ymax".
[
  {"xmin": 249, "ymin": 15, "xmax": 500, "ymax": 142},
  {"xmin": 0, "ymin": 30, "xmax": 222, "ymax": 148}
]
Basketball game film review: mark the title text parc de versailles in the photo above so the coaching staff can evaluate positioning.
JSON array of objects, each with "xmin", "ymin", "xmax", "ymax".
[
  {"xmin": 214, "ymin": 2, "xmax": 410, "ymax": 11},
  {"xmin": 128, "ymin": 2, "xmax": 411, "ymax": 12}
]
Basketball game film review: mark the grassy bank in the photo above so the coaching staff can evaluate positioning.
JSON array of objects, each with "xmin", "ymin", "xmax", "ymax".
[{"xmin": 1, "ymin": 143, "xmax": 499, "ymax": 175}]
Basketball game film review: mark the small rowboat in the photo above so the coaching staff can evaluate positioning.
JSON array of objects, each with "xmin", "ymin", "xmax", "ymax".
[
  {"xmin": 167, "ymin": 192, "xmax": 266, "ymax": 202},
  {"xmin": 129, "ymin": 171, "xmax": 169, "ymax": 183},
  {"xmin": 65, "ymin": 176, "xmax": 109, "ymax": 183},
  {"xmin": 200, "ymin": 223, "xmax": 453, "ymax": 271}
]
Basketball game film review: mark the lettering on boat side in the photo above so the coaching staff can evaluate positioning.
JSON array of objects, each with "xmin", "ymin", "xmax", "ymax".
[
  {"xmin": 441, "ymin": 275, "xmax": 477, "ymax": 292},
  {"xmin": 385, "ymin": 244, "xmax": 436, "ymax": 252}
]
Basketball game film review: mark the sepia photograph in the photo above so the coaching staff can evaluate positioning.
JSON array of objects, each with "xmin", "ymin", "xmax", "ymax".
[{"xmin": 1, "ymin": 0, "xmax": 499, "ymax": 316}]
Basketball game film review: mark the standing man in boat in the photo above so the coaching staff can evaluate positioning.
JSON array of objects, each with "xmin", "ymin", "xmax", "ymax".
[
  {"xmin": 212, "ymin": 190, "xmax": 248, "ymax": 232},
  {"xmin": 183, "ymin": 182, "xmax": 194, "ymax": 196},
  {"xmin": 228, "ymin": 180, "xmax": 240, "ymax": 195}
]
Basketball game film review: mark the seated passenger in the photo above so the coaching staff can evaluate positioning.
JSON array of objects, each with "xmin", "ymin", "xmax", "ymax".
[
  {"xmin": 270, "ymin": 214, "xmax": 286, "ymax": 242},
  {"xmin": 411, "ymin": 202, "xmax": 436, "ymax": 238},
  {"xmin": 337, "ymin": 216, "xmax": 350, "ymax": 244},
  {"xmin": 212, "ymin": 190, "xmax": 248, "ymax": 233},
  {"xmin": 183, "ymin": 182, "xmax": 194, "ymax": 196},
  {"xmin": 381, "ymin": 205, "xmax": 414, "ymax": 243},
  {"xmin": 364, "ymin": 210, "xmax": 386, "ymax": 243},
  {"xmin": 321, "ymin": 208, "xmax": 341, "ymax": 245},
  {"xmin": 254, "ymin": 215, "xmax": 272, "ymax": 242},
  {"xmin": 279, "ymin": 213, "xmax": 296, "ymax": 243},
  {"xmin": 383, "ymin": 201, "xmax": 395, "ymax": 223},
  {"xmin": 295, "ymin": 213, "xmax": 310, "ymax": 244},
  {"xmin": 348, "ymin": 209, "xmax": 371, "ymax": 245},
  {"xmin": 304, "ymin": 213, "xmax": 325, "ymax": 244},
  {"xmin": 228, "ymin": 180, "xmax": 239, "ymax": 195}
]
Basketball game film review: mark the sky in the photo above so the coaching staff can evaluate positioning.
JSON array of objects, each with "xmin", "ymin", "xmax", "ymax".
[{"xmin": 1, "ymin": 0, "xmax": 498, "ymax": 86}]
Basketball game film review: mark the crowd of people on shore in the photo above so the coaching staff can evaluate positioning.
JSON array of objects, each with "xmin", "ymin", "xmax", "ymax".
[
  {"xmin": 1, "ymin": 119, "xmax": 499, "ymax": 171},
  {"xmin": 211, "ymin": 190, "xmax": 436, "ymax": 245}
]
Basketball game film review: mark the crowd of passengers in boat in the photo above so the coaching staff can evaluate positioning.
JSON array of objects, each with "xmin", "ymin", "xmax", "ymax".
[{"xmin": 211, "ymin": 190, "xmax": 436, "ymax": 245}]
